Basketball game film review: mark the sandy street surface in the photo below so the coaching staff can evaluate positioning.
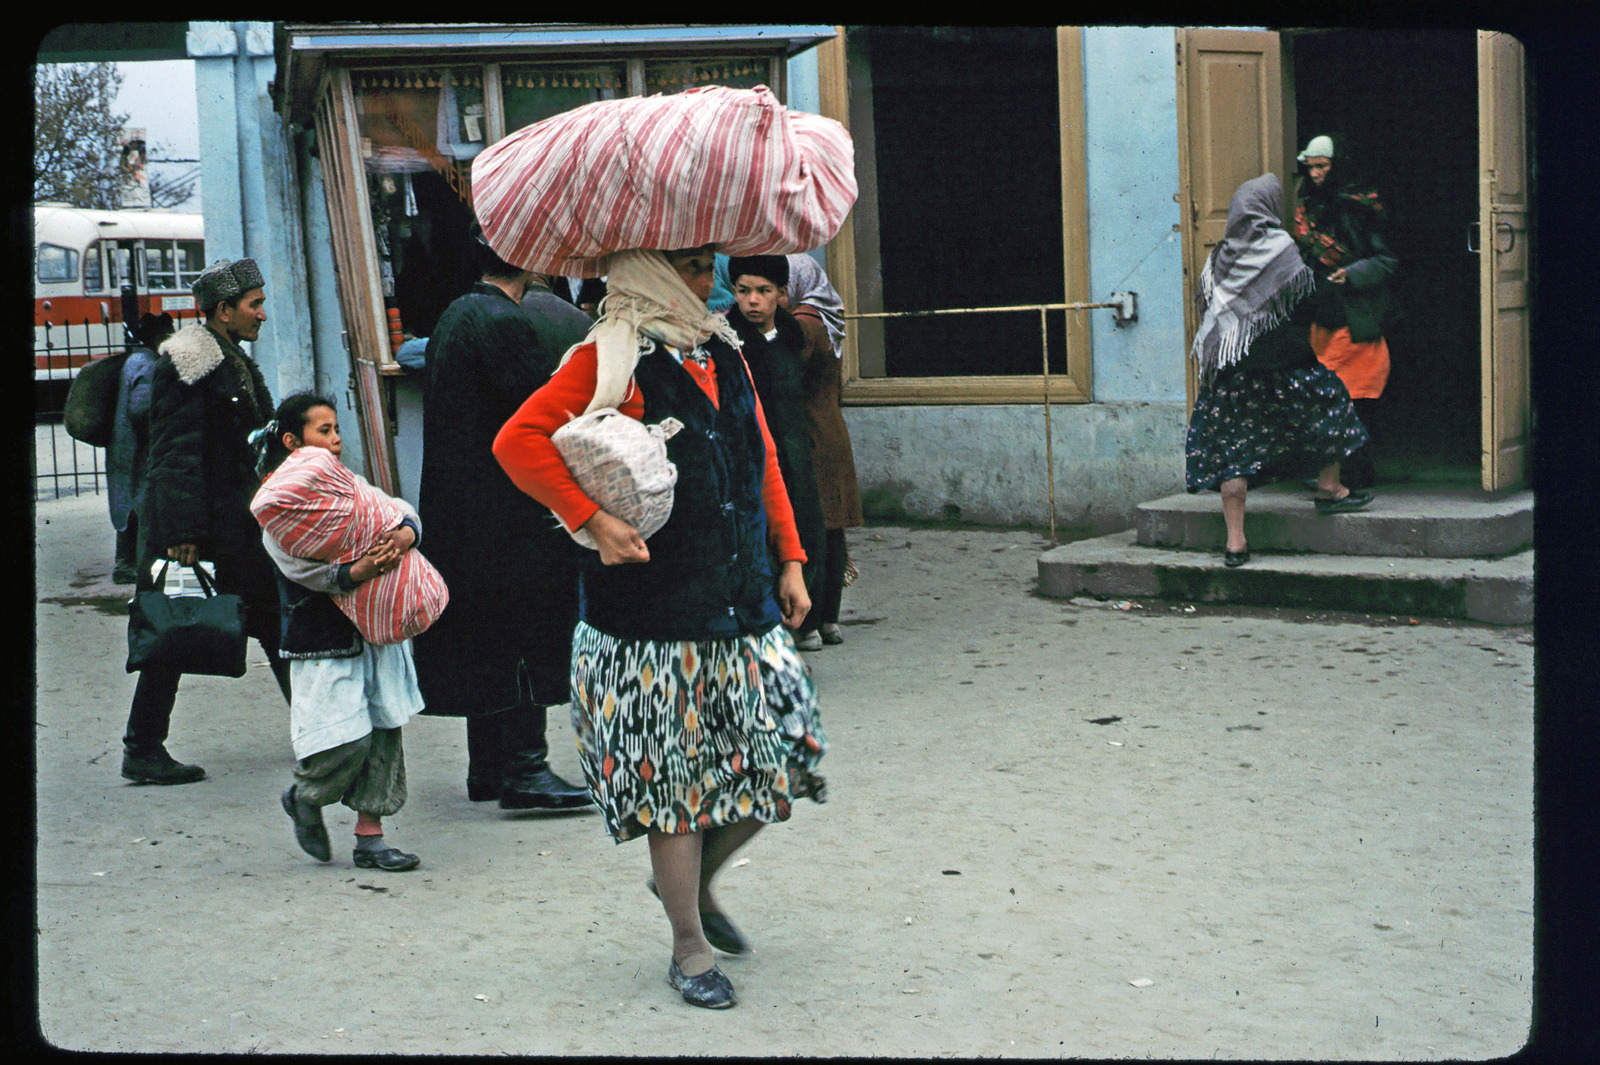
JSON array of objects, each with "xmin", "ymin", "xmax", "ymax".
[{"xmin": 31, "ymin": 489, "xmax": 1534, "ymax": 1058}]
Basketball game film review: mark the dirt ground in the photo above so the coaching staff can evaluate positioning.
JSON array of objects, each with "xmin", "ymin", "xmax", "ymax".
[{"xmin": 31, "ymin": 490, "xmax": 1534, "ymax": 1058}]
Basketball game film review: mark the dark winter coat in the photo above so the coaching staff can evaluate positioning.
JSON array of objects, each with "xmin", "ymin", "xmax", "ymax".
[
  {"xmin": 412, "ymin": 282, "xmax": 586, "ymax": 715},
  {"xmin": 137, "ymin": 323, "xmax": 280, "ymax": 629},
  {"xmin": 1293, "ymin": 183, "xmax": 1400, "ymax": 343},
  {"xmin": 728, "ymin": 308, "xmax": 827, "ymax": 592}
]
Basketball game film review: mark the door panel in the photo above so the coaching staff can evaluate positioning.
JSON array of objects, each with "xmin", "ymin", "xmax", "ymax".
[
  {"xmin": 1177, "ymin": 29, "xmax": 1284, "ymax": 407},
  {"xmin": 1478, "ymin": 31, "xmax": 1531, "ymax": 490}
]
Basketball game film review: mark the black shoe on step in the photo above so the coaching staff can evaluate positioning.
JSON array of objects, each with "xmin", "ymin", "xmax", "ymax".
[
  {"xmin": 122, "ymin": 748, "xmax": 205, "ymax": 785},
  {"xmin": 1315, "ymin": 489, "xmax": 1375, "ymax": 515},
  {"xmin": 499, "ymin": 765, "xmax": 593, "ymax": 810}
]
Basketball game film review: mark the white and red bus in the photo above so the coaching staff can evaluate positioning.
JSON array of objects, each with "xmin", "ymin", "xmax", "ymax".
[{"xmin": 34, "ymin": 204, "xmax": 206, "ymax": 393}]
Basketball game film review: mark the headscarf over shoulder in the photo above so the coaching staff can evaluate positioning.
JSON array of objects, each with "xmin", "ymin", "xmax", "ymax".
[
  {"xmin": 561, "ymin": 249, "xmax": 743, "ymax": 415},
  {"xmin": 1189, "ymin": 174, "xmax": 1316, "ymax": 381}
]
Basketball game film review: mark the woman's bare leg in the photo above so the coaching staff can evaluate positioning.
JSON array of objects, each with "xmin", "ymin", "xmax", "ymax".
[
  {"xmin": 1220, "ymin": 477, "xmax": 1249, "ymax": 553},
  {"xmin": 647, "ymin": 830, "xmax": 713, "ymax": 976},
  {"xmin": 1316, "ymin": 461, "xmax": 1346, "ymax": 498}
]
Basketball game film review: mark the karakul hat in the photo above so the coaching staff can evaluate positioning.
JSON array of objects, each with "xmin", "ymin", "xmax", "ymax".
[
  {"xmin": 192, "ymin": 257, "xmax": 265, "ymax": 311},
  {"xmin": 1297, "ymin": 135, "xmax": 1336, "ymax": 163},
  {"xmin": 727, "ymin": 254, "xmax": 790, "ymax": 289}
]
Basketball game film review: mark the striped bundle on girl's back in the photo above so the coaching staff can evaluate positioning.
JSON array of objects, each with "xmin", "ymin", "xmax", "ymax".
[{"xmin": 251, "ymin": 446, "xmax": 448, "ymax": 646}]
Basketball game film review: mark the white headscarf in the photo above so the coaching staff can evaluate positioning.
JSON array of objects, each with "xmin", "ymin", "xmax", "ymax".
[{"xmin": 559, "ymin": 249, "xmax": 743, "ymax": 415}]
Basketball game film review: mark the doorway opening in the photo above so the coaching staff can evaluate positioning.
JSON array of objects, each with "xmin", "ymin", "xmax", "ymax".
[{"xmin": 1289, "ymin": 29, "xmax": 1480, "ymax": 486}]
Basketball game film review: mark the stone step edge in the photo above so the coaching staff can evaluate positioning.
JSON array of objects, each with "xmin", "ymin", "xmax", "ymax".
[{"xmin": 1037, "ymin": 530, "xmax": 1533, "ymax": 625}]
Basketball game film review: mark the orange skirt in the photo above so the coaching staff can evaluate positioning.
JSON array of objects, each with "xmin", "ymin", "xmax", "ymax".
[{"xmin": 1310, "ymin": 324, "xmax": 1389, "ymax": 399}]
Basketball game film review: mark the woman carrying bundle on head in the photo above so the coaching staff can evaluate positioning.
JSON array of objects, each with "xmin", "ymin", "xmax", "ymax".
[
  {"xmin": 1184, "ymin": 173, "xmax": 1374, "ymax": 568},
  {"xmin": 492, "ymin": 245, "xmax": 828, "ymax": 1010}
]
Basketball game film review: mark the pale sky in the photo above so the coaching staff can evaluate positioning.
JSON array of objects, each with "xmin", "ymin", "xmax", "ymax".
[{"xmin": 115, "ymin": 59, "xmax": 201, "ymax": 211}]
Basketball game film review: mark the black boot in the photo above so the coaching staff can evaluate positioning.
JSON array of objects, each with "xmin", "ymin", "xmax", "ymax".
[
  {"xmin": 465, "ymin": 713, "xmax": 504, "ymax": 801},
  {"xmin": 499, "ymin": 705, "xmax": 591, "ymax": 810},
  {"xmin": 122, "ymin": 746, "xmax": 205, "ymax": 785}
]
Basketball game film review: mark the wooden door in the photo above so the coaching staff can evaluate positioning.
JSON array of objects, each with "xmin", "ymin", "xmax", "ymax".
[
  {"xmin": 1478, "ymin": 31, "xmax": 1531, "ymax": 491},
  {"xmin": 312, "ymin": 68, "xmax": 401, "ymax": 496},
  {"xmin": 1176, "ymin": 28, "xmax": 1288, "ymax": 408}
]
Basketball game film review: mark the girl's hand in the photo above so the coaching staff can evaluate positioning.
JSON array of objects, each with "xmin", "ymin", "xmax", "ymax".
[
  {"xmin": 776, "ymin": 560, "xmax": 810, "ymax": 629},
  {"xmin": 583, "ymin": 509, "xmax": 650, "ymax": 565},
  {"xmin": 373, "ymin": 525, "xmax": 417, "ymax": 556},
  {"xmin": 1327, "ymin": 267, "xmax": 1349, "ymax": 284}
]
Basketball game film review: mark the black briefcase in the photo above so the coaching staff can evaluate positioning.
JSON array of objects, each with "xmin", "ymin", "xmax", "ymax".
[{"xmin": 126, "ymin": 562, "xmax": 249, "ymax": 678}]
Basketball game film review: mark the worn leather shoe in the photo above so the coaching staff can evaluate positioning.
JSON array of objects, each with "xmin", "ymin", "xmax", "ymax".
[
  {"xmin": 1223, "ymin": 549, "xmax": 1250, "ymax": 568},
  {"xmin": 352, "ymin": 842, "xmax": 420, "ymax": 872},
  {"xmin": 281, "ymin": 786, "xmax": 331, "ymax": 862},
  {"xmin": 122, "ymin": 748, "xmax": 205, "ymax": 785},
  {"xmin": 795, "ymin": 630, "xmax": 824, "ymax": 652},
  {"xmin": 667, "ymin": 958, "xmax": 737, "ymax": 1009},
  {"xmin": 1315, "ymin": 489, "xmax": 1375, "ymax": 515},
  {"xmin": 820, "ymin": 623, "xmax": 844, "ymax": 645},
  {"xmin": 499, "ymin": 765, "xmax": 593, "ymax": 810}
]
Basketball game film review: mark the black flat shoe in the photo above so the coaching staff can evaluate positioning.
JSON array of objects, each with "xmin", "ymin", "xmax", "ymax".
[
  {"xmin": 352, "ymin": 843, "xmax": 420, "ymax": 871},
  {"xmin": 1223, "ymin": 549, "xmax": 1250, "ymax": 568},
  {"xmin": 647, "ymin": 878, "xmax": 751, "ymax": 955},
  {"xmin": 1315, "ymin": 489, "xmax": 1374, "ymax": 514},
  {"xmin": 667, "ymin": 958, "xmax": 737, "ymax": 1009},
  {"xmin": 281, "ymin": 786, "xmax": 331, "ymax": 862},
  {"xmin": 500, "ymin": 766, "xmax": 593, "ymax": 810}
]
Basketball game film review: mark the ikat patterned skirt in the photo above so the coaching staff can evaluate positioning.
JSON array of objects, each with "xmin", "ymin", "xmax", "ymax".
[
  {"xmin": 569, "ymin": 621, "xmax": 829, "ymax": 843},
  {"xmin": 1185, "ymin": 364, "xmax": 1370, "ymax": 492}
]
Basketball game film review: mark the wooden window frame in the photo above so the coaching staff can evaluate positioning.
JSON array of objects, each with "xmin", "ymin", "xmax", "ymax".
[{"xmin": 821, "ymin": 26, "xmax": 1093, "ymax": 406}]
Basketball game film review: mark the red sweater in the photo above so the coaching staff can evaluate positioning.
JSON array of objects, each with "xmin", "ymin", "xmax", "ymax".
[{"xmin": 493, "ymin": 342, "xmax": 806, "ymax": 565}]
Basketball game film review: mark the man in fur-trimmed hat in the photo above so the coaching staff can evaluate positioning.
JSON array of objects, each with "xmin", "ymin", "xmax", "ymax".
[{"xmin": 120, "ymin": 258, "xmax": 293, "ymax": 785}]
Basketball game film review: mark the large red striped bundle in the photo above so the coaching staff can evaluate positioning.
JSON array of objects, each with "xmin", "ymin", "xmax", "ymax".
[
  {"xmin": 251, "ymin": 447, "xmax": 448, "ymax": 646},
  {"xmin": 471, "ymin": 85, "xmax": 857, "ymax": 277}
]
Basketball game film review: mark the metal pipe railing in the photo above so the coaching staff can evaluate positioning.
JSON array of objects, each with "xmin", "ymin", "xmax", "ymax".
[{"xmin": 844, "ymin": 297, "xmax": 1136, "ymax": 545}]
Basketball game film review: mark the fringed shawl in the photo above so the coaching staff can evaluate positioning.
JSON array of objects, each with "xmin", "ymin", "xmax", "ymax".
[{"xmin": 1190, "ymin": 174, "xmax": 1317, "ymax": 382}]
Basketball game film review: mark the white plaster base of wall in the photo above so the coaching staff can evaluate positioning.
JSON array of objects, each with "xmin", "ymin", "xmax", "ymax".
[{"xmin": 843, "ymin": 402, "xmax": 1188, "ymax": 533}]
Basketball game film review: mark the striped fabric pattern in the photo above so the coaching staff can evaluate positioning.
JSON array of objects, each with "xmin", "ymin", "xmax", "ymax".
[
  {"xmin": 471, "ymin": 85, "xmax": 857, "ymax": 277},
  {"xmin": 251, "ymin": 447, "xmax": 448, "ymax": 646}
]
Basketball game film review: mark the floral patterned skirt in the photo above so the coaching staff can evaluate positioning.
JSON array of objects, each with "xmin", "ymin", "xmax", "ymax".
[
  {"xmin": 569, "ymin": 621, "xmax": 828, "ymax": 843},
  {"xmin": 1185, "ymin": 364, "xmax": 1370, "ymax": 492}
]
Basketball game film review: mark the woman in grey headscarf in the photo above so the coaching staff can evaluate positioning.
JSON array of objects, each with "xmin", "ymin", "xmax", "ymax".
[{"xmin": 1185, "ymin": 174, "xmax": 1372, "ymax": 567}]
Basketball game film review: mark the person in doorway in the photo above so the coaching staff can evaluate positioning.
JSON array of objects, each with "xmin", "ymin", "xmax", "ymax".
[
  {"xmin": 493, "ymin": 245, "xmax": 828, "ymax": 1010},
  {"xmin": 784, "ymin": 253, "xmax": 861, "ymax": 648},
  {"xmin": 1185, "ymin": 174, "xmax": 1373, "ymax": 567},
  {"xmin": 412, "ymin": 226, "xmax": 591, "ymax": 812},
  {"xmin": 252, "ymin": 394, "xmax": 425, "ymax": 872},
  {"xmin": 109, "ymin": 313, "xmax": 174, "ymax": 584},
  {"xmin": 724, "ymin": 254, "xmax": 828, "ymax": 650},
  {"xmin": 1292, "ymin": 134, "xmax": 1400, "ymax": 489}
]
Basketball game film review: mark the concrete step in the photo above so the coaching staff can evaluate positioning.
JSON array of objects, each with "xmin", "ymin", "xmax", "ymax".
[
  {"xmin": 1037, "ymin": 529, "xmax": 1533, "ymax": 624},
  {"xmin": 1136, "ymin": 484, "xmax": 1533, "ymax": 559}
]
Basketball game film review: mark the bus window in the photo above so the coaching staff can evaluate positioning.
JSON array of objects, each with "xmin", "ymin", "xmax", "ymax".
[
  {"xmin": 37, "ymin": 243, "xmax": 78, "ymax": 284},
  {"xmin": 106, "ymin": 243, "xmax": 139, "ymax": 291},
  {"xmin": 85, "ymin": 242, "xmax": 103, "ymax": 292},
  {"xmin": 177, "ymin": 240, "xmax": 205, "ymax": 289},
  {"xmin": 146, "ymin": 242, "xmax": 178, "ymax": 291}
]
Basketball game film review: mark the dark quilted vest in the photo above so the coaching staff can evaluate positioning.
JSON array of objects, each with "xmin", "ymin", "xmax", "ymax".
[{"xmin": 577, "ymin": 337, "xmax": 781, "ymax": 641}]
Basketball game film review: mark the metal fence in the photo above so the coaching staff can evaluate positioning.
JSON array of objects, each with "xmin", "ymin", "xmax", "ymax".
[{"xmin": 33, "ymin": 314, "xmax": 127, "ymax": 502}]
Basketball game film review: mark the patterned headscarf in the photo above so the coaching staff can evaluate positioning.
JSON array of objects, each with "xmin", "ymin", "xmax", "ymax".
[
  {"xmin": 1189, "ymin": 174, "xmax": 1316, "ymax": 380},
  {"xmin": 562, "ymin": 248, "xmax": 742, "ymax": 415}
]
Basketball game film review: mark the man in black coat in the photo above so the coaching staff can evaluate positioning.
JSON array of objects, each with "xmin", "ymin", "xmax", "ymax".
[
  {"xmin": 121, "ymin": 258, "xmax": 290, "ymax": 784},
  {"xmin": 412, "ymin": 230, "xmax": 591, "ymax": 811}
]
